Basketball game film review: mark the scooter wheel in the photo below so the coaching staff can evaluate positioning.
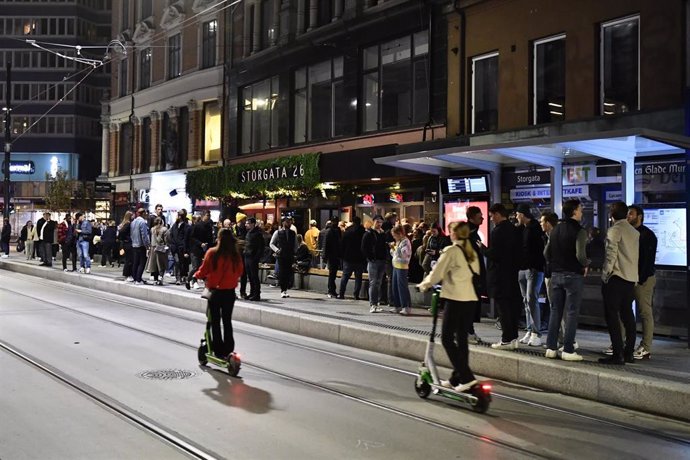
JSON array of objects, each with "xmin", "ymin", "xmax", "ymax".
[
  {"xmin": 472, "ymin": 395, "xmax": 490, "ymax": 413},
  {"xmin": 227, "ymin": 354, "xmax": 241, "ymax": 377},
  {"xmin": 414, "ymin": 379, "xmax": 431, "ymax": 399},
  {"xmin": 197, "ymin": 344, "xmax": 208, "ymax": 366}
]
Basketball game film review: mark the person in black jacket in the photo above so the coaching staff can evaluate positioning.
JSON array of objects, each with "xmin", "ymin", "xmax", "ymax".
[
  {"xmin": 323, "ymin": 216, "xmax": 342, "ymax": 298},
  {"xmin": 318, "ymin": 221, "xmax": 330, "ymax": 269},
  {"xmin": 338, "ymin": 216, "xmax": 366, "ymax": 300},
  {"xmin": 243, "ymin": 217, "xmax": 265, "ymax": 301},
  {"xmin": 100, "ymin": 220, "xmax": 117, "ymax": 267},
  {"xmin": 485, "ymin": 203, "xmax": 523, "ymax": 350},
  {"xmin": 361, "ymin": 215, "xmax": 389, "ymax": 313},
  {"xmin": 39, "ymin": 213, "xmax": 57, "ymax": 267},
  {"xmin": 169, "ymin": 210, "xmax": 190, "ymax": 285},
  {"xmin": 187, "ymin": 211, "xmax": 214, "ymax": 289},
  {"xmin": 466, "ymin": 206, "xmax": 488, "ymax": 344},
  {"xmin": 60, "ymin": 215, "xmax": 78, "ymax": 272},
  {"xmin": 270, "ymin": 216, "xmax": 298, "ymax": 298},
  {"xmin": 515, "ymin": 203, "xmax": 546, "ymax": 347},
  {"xmin": 0, "ymin": 218, "xmax": 10, "ymax": 257}
]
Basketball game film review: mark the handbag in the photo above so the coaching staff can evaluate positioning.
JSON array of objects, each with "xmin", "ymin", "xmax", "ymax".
[
  {"xmin": 459, "ymin": 246, "xmax": 483, "ymax": 299},
  {"xmin": 201, "ymin": 287, "xmax": 214, "ymax": 300}
]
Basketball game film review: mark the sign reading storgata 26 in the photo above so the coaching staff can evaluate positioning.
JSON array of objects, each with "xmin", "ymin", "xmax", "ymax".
[{"xmin": 240, "ymin": 163, "xmax": 306, "ymax": 183}]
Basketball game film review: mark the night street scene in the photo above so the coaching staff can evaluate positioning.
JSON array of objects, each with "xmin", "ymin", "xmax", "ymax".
[{"xmin": 2, "ymin": 0, "xmax": 690, "ymax": 459}]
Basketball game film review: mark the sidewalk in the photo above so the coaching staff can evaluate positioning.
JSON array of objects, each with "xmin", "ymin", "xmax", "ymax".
[{"xmin": 1, "ymin": 256, "xmax": 689, "ymax": 421}]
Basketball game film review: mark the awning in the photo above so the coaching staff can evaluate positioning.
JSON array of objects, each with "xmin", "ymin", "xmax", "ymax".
[{"xmin": 374, "ymin": 128, "xmax": 690, "ymax": 216}]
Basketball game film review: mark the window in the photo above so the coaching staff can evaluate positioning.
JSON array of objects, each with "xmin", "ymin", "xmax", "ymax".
[
  {"xmin": 168, "ymin": 34, "xmax": 181, "ymax": 79},
  {"xmin": 203, "ymin": 101, "xmax": 222, "ymax": 162},
  {"xmin": 601, "ymin": 16, "xmax": 639, "ymax": 115},
  {"xmin": 119, "ymin": 122, "xmax": 133, "ymax": 175},
  {"xmin": 139, "ymin": 48, "xmax": 151, "ymax": 89},
  {"xmin": 261, "ymin": 0, "xmax": 275, "ymax": 49},
  {"xmin": 241, "ymin": 76, "xmax": 280, "ymax": 153},
  {"xmin": 122, "ymin": 0, "xmax": 130, "ymax": 29},
  {"xmin": 141, "ymin": 117, "xmax": 151, "ymax": 172},
  {"xmin": 362, "ymin": 31, "xmax": 428, "ymax": 132},
  {"xmin": 472, "ymin": 52, "xmax": 498, "ymax": 133},
  {"xmin": 294, "ymin": 57, "xmax": 344, "ymax": 143},
  {"xmin": 201, "ymin": 20, "xmax": 217, "ymax": 69},
  {"xmin": 140, "ymin": 0, "xmax": 152, "ymax": 20},
  {"xmin": 119, "ymin": 59, "xmax": 128, "ymax": 97},
  {"xmin": 534, "ymin": 35, "xmax": 565, "ymax": 124}
]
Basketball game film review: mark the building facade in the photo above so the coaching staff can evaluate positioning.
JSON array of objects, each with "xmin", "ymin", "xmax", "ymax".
[{"xmin": 0, "ymin": 0, "xmax": 112, "ymax": 228}]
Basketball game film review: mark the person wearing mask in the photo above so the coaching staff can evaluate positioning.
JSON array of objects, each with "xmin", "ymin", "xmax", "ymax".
[
  {"xmin": 187, "ymin": 211, "xmax": 214, "ymax": 290},
  {"xmin": 22, "ymin": 221, "xmax": 35, "ymax": 260},
  {"xmin": 118, "ymin": 211, "xmax": 134, "ymax": 281},
  {"xmin": 485, "ymin": 204, "xmax": 522, "ymax": 350},
  {"xmin": 270, "ymin": 216, "xmax": 298, "ymax": 298},
  {"xmin": 74, "ymin": 213, "xmax": 92, "ymax": 273},
  {"xmin": 130, "ymin": 208, "xmax": 151, "ymax": 284},
  {"xmin": 169, "ymin": 210, "xmax": 190, "ymax": 286},
  {"xmin": 38, "ymin": 213, "xmax": 57, "ymax": 267},
  {"xmin": 149, "ymin": 217, "xmax": 169, "ymax": 285},
  {"xmin": 515, "ymin": 203, "xmax": 546, "ymax": 347},
  {"xmin": 243, "ymin": 217, "xmax": 265, "ymax": 301},
  {"xmin": 323, "ymin": 216, "xmax": 342, "ymax": 299},
  {"xmin": 59, "ymin": 215, "xmax": 77, "ymax": 272},
  {"xmin": 544, "ymin": 199, "xmax": 589, "ymax": 361},
  {"xmin": 390, "ymin": 224, "xmax": 412, "ymax": 315},
  {"xmin": 627, "ymin": 205, "xmax": 658, "ymax": 361},
  {"xmin": 304, "ymin": 220, "xmax": 320, "ymax": 267},
  {"xmin": 466, "ymin": 206, "xmax": 488, "ymax": 344},
  {"xmin": 599, "ymin": 202, "xmax": 639, "ymax": 365},
  {"xmin": 338, "ymin": 216, "xmax": 366, "ymax": 300},
  {"xmin": 100, "ymin": 220, "xmax": 117, "ymax": 267},
  {"xmin": 361, "ymin": 215, "xmax": 389, "ymax": 313},
  {"xmin": 418, "ymin": 222, "xmax": 481, "ymax": 392},
  {"xmin": 193, "ymin": 228, "xmax": 244, "ymax": 360},
  {"xmin": 0, "ymin": 218, "xmax": 10, "ymax": 258}
]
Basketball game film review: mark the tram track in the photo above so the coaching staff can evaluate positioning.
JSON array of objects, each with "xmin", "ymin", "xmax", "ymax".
[{"xmin": 2, "ymin": 273, "xmax": 690, "ymax": 451}]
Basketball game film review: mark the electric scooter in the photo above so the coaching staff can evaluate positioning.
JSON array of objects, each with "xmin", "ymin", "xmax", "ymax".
[
  {"xmin": 197, "ymin": 305, "xmax": 241, "ymax": 377},
  {"xmin": 414, "ymin": 287, "xmax": 492, "ymax": 413}
]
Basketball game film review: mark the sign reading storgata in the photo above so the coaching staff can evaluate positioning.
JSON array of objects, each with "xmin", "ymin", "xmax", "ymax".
[{"xmin": 240, "ymin": 163, "xmax": 306, "ymax": 183}]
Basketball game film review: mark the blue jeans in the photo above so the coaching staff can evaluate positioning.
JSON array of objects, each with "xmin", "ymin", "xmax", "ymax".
[
  {"xmin": 367, "ymin": 260, "xmax": 386, "ymax": 306},
  {"xmin": 518, "ymin": 269, "xmax": 544, "ymax": 335},
  {"xmin": 391, "ymin": 268, "xmax": 410, "ymax": 310},
  {"xmin": 339, "ymin": 261, "xmax": 364, "ymax": 298},
  {"xmin": 78, "ymin": 240, "xmax": 91, "ymax": 269},
  {"xmin": 546, "ymin": 272, "xmax": 583, "ymax": 353}
]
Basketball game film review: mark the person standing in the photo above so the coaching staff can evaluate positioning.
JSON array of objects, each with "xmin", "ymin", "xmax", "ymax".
[
  {"xmin": 515, "ymin": 204, "xmax": 546, "ymax": 347},
  {"xmin": 361, "ymin": 215, "xmax": 389, "ymax": 313},
  {"xmin": 187, "ymin": 211, "xmax": 214, "ymax": 290},
  {"xmin": 539, "ymin": 211, "xmax": 559, "ymax": 334},
  {"xmin": 60, "ymin": 215, "xmax": 77, "ymax": 272},
  {"xmin": 243, "ymin": 217, "xmax": 264, "ymax": 301},
  {"xmin": 169, "ymin": 210, "xmax": 190, "ymax": 286},
  {"xmin": 130, "ymin": 208, "xmax": 151, "ymax": 284},
  {"xmin": 338, "ymin": 216, "xmax": 366, "ymax": 300},
  {"xmin": 149, "ymin": 217, "xmax": 169, "ymax": 285},
  {"xmin": 627, "ymin": 205, "xmax": 658, "ymax": 360},
  {"xmin": 318, "ymin": 221, "xmax": 330, "ymax": 269},
  {"xmin": 118, "ymin": 211, "xmax": 134, "ymax": 281},
  {"xmin": 148, "ymin": 203, "xmax": 166, "ymax": 228},
  {"xmin": 193, "ymin": 228, "xmax": 244, "ymax": 359},
  {"xmin": 417, "ymin": 222, "xmax": 481, "ymax": 392},
  {"xmin": 466, "ymin": 206, "xmax": 487, "ymax": 344},
  {"xmin": 304, "ymin": 220, "xmax": 320, "ymax": 267},
  {"xmin": 22, "ymin": 221, "xmax": 35, "ymax": 260},
  {"xmin": 270, "ymin": 216, "xmax": 298, "ymax": 298},
  {"xmin": 390, "ymin": 224, "xmax": 412, "ymax": 315},
  {"xmin": 75, "ymin": 213, "xmax": 92, "ymax": 273},
  {"xmin": 323, "ymin": 216, "xmax": 342, "ymax": 298},
  {"xmin": 39, "ymin": 213, "xmax": 56, "ymax": 267},
  {"xmin": 234, "ymin": 212, "xmax": 249, "ymax": 299},
  {"xmin": 0, "ymin": 218, "xmax": 10, "ymax": 258},
  {"xmin": 544, "ymin": 200, "xmax": 589, "ymax": 361},
  {"xmin": 599, "ymin": 202, "xmax": 639, "ymax": 365},
  {"xmin": 35, "ymin": 212, "xmax": 47, "ymax": 263},
  {"xmin": 486, "ymin": 203, "xmax": 522, "ymax": 350},
  {"xmin": 100, "ymin": 220, "xmax": 117, "ymax": 267}
]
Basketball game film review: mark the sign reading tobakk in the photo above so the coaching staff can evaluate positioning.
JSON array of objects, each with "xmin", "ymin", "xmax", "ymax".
[{"xmin": 240, "ymin": 163, "xmax": 306, "ymax": 183}]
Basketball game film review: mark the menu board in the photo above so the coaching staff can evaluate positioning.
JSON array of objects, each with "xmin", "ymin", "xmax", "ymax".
[{"xmin": 643, "ymin": 208, "xmax": 687, "ymax": 267}]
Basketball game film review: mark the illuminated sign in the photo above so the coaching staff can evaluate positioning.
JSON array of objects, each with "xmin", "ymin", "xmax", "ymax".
[{"xmin": 3, "ymin": 161, "xmax": 36, "ymax": 174}]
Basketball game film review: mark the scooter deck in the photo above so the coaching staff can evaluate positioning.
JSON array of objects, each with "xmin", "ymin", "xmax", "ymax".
[{"xmin": 431, "ymin": 384, "xmax": 479, "ymax": 404}]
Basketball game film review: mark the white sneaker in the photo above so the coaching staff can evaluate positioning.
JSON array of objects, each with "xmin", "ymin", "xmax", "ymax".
[
  {"xmin": 439, "ymin": 380, "xmax": 453, "ymax": 389},
  {"xmin": 468, "ymin": 334, "xmax": 481, "ymax": 345},
  {"xmin": 603, "ymin": 345, "xmax": 613, "ymax": 355},
  {"xmin": 194, "ymin": 283, "xmax": 203, "ymax": 291},
  {"xmin": 558, "ymin": 342, "xmax": 579, "ymax": 352},
  {"xmin": 369, "ymin": 305, "xmax": 383, "ymax": 313},
  {"xmin": 561, "ymin": 351, "xmax": 584, "ymax": 361},
  {"xmin": 399, "ymin": 307, "xmax": 411, "ymax": 316},
  {"xmin": 281, "ymin": 291, "xmax": 288, "ymax": 298},
  {"xmin": 125, "ymin": 276, "xmax": 134, "ymax": 282},
  {"xmin": 491, "ymin": 339, "xmax": 518, "ymax": 350},
  {"xmin": 519, "ymin": 330, "xmax": 532, "ymax": 344},
  {"xmin": 545, "ymin": 349, "xmax": 558, "ymax": 359},
  {"xmin": 453, "ymin": 379, "xmax": 478, "ymax": 393},
  {"xmin": 633, "ymin": 344, "xmax": 651, "ymax": 360},
  {"xmin": 85, "ymin": 268, "xmax": 91, "ymax": 274},
  {"xmin": 527, "ymin": 333, "xmax": 542, "ymax": 347},
  {"xmin": 78, "ymin": 267, "xmax": 85, "ymax": 273},
  {"xmin": 389, "ymin": 307, "xmax": 401, "ymax": 314}
]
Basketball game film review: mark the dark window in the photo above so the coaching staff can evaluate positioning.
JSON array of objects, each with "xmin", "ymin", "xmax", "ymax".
[
  {"xmin": 119, "ymin": 122, "xmax": 133, "ymax": 175},
  {"xmin": 248, "ymin": 5, "xmax": 255, "ymax": 53},
  {"xmin": 122, "ymin": 0, "xmax": 130, "ymax": 29},
  {"xmin": 177, "ymin": 107, "xmax": 189, "ymax": 169},
  {"xmin": 119, "ymin": 59, "xmax": 128, "ymax": 97},
  {"xmin": 261, "ymin": 0, "xmax": 275, "ymax": 49},
  {"xmin": 141, "ymin": 117, "xmax": 151, "ymax": 172},
  {"xmin": 139, "ymin": 48, "xmax": 151, "ymax": 89},
  {"xmin": 241, "ymin": 76, "xmax": 280, "ymax": 153},
  {"xmin": 534, "ymin": 36, "xmax": 565, "ymax": 124},
  {"xmin": 601, "ymin": 16, "xmax": 639, "ymax": 115},
  {"xmin": 362, "ymin": 31, "xmax": 429, "ymax": 132},
  {"xmin": 140, "ymin": 0, "xmax": 152, "ymax": 20},
  {"xmin": 472, "ymin": 53, "xmax": 498, "ymax": 133},
  {"xmin": 168, "ymin": 34, "xmax": 181, "ymax": 79},
  {"xmin": 294, "ymin": 57, "xmax": 344, "ymax": 143},
  {"xmin": 201, "ymin": 20, "xmax": 217, "ymax": 68}
]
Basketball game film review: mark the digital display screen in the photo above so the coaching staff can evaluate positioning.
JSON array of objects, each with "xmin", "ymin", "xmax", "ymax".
[
  {"xmin": 643, "ymin": 208, "xmax": 687, "ymax": 267},
  {"xmin": 445, "ymin": 176, "xmax": 488, "ymax": 194},
  {"xmin": 444, "ymin": 201, "xmax": 489, "ymax": 247}
]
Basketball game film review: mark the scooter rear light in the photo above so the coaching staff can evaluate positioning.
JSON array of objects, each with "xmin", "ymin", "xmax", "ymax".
[
  {"xmin": 233, "ymin": 353, "xmax": 242, "ymax": 360},
  {"xmin": 481, "ymin": 384, "xmax": 492, "ymax": 392}
]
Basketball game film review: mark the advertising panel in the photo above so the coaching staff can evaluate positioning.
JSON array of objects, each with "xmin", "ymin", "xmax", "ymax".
[
  {"xmin": 444, "ymin": 201, "xmax": 489, "ymax": 246},
  {"xmin": 643, "ymin": 208, "xmax": 687, "ymax": 267}
]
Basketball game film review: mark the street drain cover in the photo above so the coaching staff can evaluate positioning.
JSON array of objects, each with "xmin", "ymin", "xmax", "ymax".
[{"xmin": 137, "ymin": 369, "xmax": 197, "ymax": 380}]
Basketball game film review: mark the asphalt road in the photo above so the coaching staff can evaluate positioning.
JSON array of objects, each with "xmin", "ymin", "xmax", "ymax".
[{"xmin": 1, "ymin": 272, "xmax": 689, "ymax": 460}]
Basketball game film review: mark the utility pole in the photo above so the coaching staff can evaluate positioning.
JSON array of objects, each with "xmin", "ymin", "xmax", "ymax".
[{"xmin": 3, "ymin": 62, "xmax": 11, "ymax": 220}]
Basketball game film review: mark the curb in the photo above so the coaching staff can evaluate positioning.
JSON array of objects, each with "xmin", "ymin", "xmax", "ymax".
[{"xmin": 2, "ymin": 260, "xmax": 688, "ymax": 422}]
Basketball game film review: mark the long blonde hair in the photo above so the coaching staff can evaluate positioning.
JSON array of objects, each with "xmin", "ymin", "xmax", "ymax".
[
  {"xmin": 119, "ymin": 210, "xmax": 133, "ymax": 230},
  {"xmin": 449, "ymin": 221, "xmax": 476, "ymax": 263}
]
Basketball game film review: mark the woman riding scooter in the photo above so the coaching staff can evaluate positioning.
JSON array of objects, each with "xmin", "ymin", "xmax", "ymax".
[
  {"xmin": 417, "ymin": 221, "xmax": 480, "ymax": 392},
  {"xmin": 193, "ymin": 228, "xmax": 244, "ymax": 359}
]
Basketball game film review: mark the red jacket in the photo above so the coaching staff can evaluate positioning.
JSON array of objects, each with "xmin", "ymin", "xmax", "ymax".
[
  {"xmin": 194, "ymin": 249, "xmax": 243, "ymax": 290},
  {"xmin": 57, "ymin": 222, "xmax": 68, "ymax": 244}
]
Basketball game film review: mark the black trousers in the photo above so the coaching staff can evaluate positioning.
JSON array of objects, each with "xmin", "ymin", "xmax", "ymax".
[
  {"xmin": 61, "ymin": 243, "xmax": 77, "ymax": 271},
  {"xmin": 121, "ymin": 244, "xmax": 133, "ymax": 277},
  {"xmin": 327, "ymin": 258, "xmax": 340, "ymax": 295},
  {"xmin": 42, "ymin": 241, "xmax": 54, "ymax": 266},
  {"xmin": 277, "ymin": 257, "xmax": 293, "ymax": 292},
  {"xmin": 132, "ymin": 246, "xmax": 148, "ymax": 282},
  {"xmin": 208, "ymin": 289, "xmax": 236, "ymax": 357},
  {"xmin": 101, "ymin": 242, "xmax": 114, "ymax": 266},
  {"xmin": 174, "ymin": 249, "xmax": 189, "ymax": 281},
  {"xmin": 442, "ymin": 300, "xmax": 477, "ymax": 386},
  {"xmin": 240, "ymin": 267, "xmax": 248, "ymax": 296},
  {"xmin": 244, "ymin": 256, "xmax": 261, "ymax": 299},
  {"xmin": 602, "ymin": 276, "xmax": 636, "ymax": 358},
  {"xmin": 495, "ymin": 296, "xmax": 521, "ymax": 342}
]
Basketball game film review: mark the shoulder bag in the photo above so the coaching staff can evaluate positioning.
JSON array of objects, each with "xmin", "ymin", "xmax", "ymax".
[{"xmin": 459, "ymin": 246, "xmax": 482, "ymax": 299}]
